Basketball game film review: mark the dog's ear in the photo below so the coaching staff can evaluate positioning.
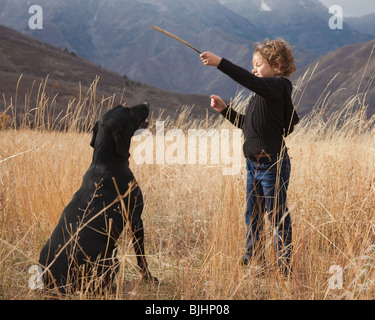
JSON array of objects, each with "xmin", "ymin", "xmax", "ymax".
[
  {"xmin": 90, "ymin": 122, "xmax": 99, "ymax": 148},
  {"xmin": 112, "ymin": 127, "xmax": 130, "ymax": 159}
]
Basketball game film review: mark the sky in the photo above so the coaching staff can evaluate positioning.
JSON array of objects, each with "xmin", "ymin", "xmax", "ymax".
[{"xmin": 317, "ymin": 0, "xmax": 375, "ymax": 17}]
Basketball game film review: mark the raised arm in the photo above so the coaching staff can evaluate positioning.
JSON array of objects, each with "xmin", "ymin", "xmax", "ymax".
[
  {"xmin": 217, "ymin": 58, "xmax": 284, "ymax": 100},
  {"xmin": 201, "ymin": 52, "xmax": 285, "ymax": 100}
]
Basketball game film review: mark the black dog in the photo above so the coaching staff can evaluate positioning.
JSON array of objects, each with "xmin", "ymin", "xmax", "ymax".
[{"xmin": 39, "ymin": 103, "xmax": 157, "ymax": 294}]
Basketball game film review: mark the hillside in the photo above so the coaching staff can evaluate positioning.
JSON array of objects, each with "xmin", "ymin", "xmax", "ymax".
[
  {"xmin": 290, "ymin": 38, "xmax": 375, "ymax": 117},
  {"xmin": 347, "ymin": 13, "xmax": 375, "ymax": 37},
  {"xmin": 0, "ymin": 0, "xmax": 372, "ymax": 99},
  {"xmin": 0, "ymin": 25, "xmax": 212, "ymax": 122}
]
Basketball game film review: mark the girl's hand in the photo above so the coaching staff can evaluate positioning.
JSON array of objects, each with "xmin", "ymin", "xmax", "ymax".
[
  {"xmin": 200, "ymin": 52, "xmax": 222, "ymax": 67},
  {"xmin": 210, "ymin": 95, "xmax": 227, "ymax": 113}
]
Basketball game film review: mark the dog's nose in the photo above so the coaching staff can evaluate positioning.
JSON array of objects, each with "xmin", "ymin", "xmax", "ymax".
[{"xmin": 143, "ymin": 102, "xmax": 150, "ymax": 110}]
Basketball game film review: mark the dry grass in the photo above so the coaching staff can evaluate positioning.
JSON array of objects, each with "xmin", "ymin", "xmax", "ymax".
[{"xmin": 1, "ymin": 74, "xmax": 375, "ymax": 300}]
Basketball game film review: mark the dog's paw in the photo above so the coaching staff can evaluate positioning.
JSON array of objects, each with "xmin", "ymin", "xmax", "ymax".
[{"xmin": 142, "ymin": 272, "xmax": 159, "ymax": 285}]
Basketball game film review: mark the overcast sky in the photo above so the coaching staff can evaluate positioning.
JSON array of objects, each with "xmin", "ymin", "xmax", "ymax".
[{"xmin": 317, "ymin": 0, "xmax": 375, "ymax": 17}]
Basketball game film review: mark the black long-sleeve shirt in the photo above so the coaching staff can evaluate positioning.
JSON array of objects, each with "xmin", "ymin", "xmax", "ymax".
[{"xmin": 217, "ymin": 58, "xmax": 299, "ymax": 158}]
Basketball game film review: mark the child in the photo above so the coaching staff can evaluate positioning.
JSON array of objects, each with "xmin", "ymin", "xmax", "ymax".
[{"xmin": 200, "ymin": 39, "xmax": 299, "ymax": 274}]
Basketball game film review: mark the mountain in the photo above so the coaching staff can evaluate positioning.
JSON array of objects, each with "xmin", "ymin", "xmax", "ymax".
[
  {"xmin": 218, "ymin": 0, "xmax": 373, "ymax": 55},
  {"xmin": 0, "ymin": 0, "xmax": 268, "ymax": 99},
  {"xmin": 290, "ymin": 38, "xmax": 375, "ymax": 117},
  {"xmin": 0, "ymin": 0, "xmax": 372, "ymax": 101},
  {"xmin": 0, "ymin": 25, "xmax": 211, "ymax": 123},
  {"xmin": 346, "ymin": 13, "xmax": 375, "ymax": 37}
]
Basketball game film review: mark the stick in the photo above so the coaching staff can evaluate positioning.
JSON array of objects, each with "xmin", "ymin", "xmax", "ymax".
[
  {"xmin": 152, "ymin": 25, "xmax": 202, "ymax": 54},
  {"xmin": 0, "ymin": 146, "xmax": 38, "ymax": 163}
]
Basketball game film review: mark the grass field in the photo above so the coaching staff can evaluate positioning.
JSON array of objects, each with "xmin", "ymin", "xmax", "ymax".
[{"xmin": 1, "ymin": 75, "xmax": 375, "ymax": 300}]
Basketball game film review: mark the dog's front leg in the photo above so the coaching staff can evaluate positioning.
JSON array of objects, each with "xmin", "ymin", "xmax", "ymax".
[{"xmin": 131, "ymin": 218, "xmax": 158, "ymax": 284}]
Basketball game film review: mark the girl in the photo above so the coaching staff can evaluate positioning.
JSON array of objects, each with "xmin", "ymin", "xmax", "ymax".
[{"xmin": 200, "ymin": 39, "xmax": 299, "ymax": 274}]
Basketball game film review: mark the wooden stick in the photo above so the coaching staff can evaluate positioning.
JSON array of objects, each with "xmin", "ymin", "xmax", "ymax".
[
  {"xmin": 152, "ymin": 25, "xmax": 202, "ymax": 54},
  {"xmin": 0, "ymin": 146, "xmax": 38, "ymax": 163}
]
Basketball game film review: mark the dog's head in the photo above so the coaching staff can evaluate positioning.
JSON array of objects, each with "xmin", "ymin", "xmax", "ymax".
[{"xmin": 90, "ymin": 103, "xmax": 150, "ymax": 160}]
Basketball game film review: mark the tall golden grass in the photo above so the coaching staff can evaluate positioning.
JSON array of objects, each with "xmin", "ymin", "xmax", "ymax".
[{"xmin": 1, "ymin": 70, "xmax": 375, "ymax": 300}]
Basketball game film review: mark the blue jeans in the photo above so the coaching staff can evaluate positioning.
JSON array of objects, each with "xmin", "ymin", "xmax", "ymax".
[{"xmin": 244, "ymin": 152, "xmax": 292, "ymax": 268}]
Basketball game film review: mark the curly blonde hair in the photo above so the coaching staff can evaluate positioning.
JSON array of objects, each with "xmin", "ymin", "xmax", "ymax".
[{"xmin": 254, "ymin": 38, "xmax": 296, "ymax": 78}]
